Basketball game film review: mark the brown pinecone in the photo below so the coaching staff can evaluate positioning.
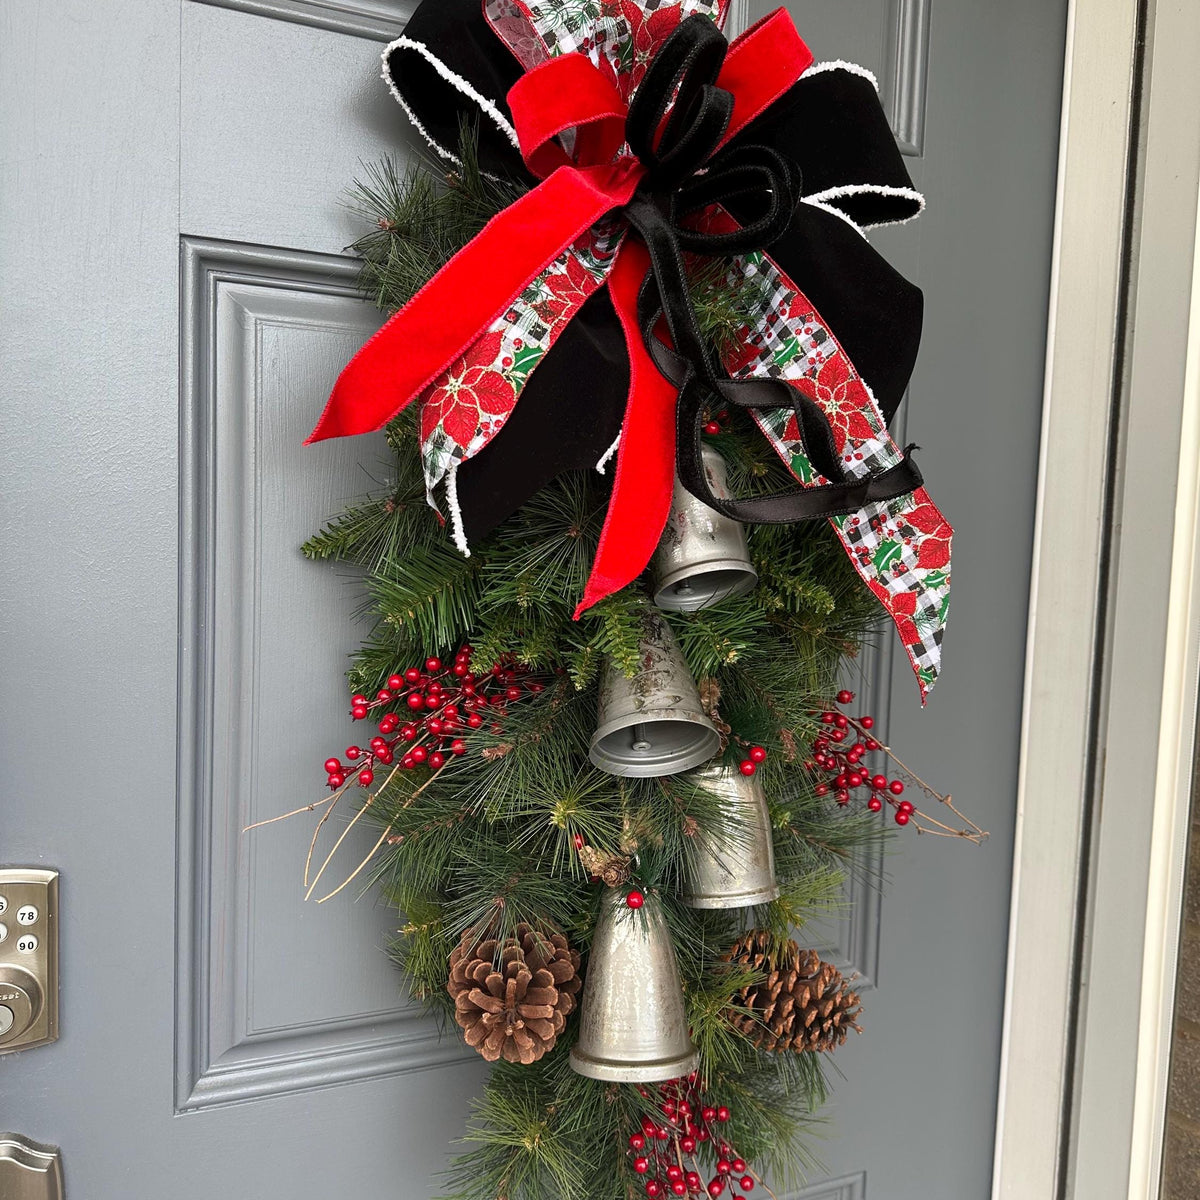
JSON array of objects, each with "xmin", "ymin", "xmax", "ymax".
[
  {"xmin": 447, "ymin": 923, "xmax": 582, "ymax": 1064},
  {"xmin": 724, "ymin": 930, "xmax": 862, "ymax": 1053}
]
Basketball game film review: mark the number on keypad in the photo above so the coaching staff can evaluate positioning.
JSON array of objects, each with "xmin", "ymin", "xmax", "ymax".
[
  {"xmin": 15, "ymin": 906, "xmax": 37, "ymax": 926},
  {"xmin": 16, "ymin": 934, "xmax": 38, "ymax": 953},
  {"xmin": 0, "ymin": 896, "xmax": 7, "ymax": 915}
]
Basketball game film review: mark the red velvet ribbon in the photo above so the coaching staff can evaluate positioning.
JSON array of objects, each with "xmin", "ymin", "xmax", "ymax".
[{"xmin": 307, "ymin": 9, "xmax": 814, "ymax": 614}]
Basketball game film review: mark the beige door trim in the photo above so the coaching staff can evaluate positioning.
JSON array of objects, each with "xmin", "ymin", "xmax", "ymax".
[{"xmin": 994, "ymin": 1, "xmax": 1200, "ymax": 1196}]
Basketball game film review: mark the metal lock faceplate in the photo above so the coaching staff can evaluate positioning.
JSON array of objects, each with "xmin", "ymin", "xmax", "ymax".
[{"xmin": 0, "ymin": 869, "xmax": 59, "ymax": 1053}]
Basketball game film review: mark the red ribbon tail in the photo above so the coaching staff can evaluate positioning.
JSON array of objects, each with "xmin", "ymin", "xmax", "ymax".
[
  {"xmin": 305, "ymin": 161, "xmax": 645, "ymax": 444},
  {"xmin": 575, "ymin": 239, "xmax": 677, "ymax": 618}
]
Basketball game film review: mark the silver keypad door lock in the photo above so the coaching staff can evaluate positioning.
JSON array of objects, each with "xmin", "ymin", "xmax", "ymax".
[{"xmin": 0, "ymin": 869, "xmax": 59, "ymax": 1053}]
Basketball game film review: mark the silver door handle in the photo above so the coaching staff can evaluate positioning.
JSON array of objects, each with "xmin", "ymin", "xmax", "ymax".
[{"xmin": 0, "ymin": 1135, "xmax": 63, "ymax": 1200}]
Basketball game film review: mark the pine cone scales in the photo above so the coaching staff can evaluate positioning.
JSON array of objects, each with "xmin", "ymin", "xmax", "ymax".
[
  {"xmin": 448, "ymin": 924, "xmax": 581, "ymax": 1064},
  {"xmin": 725, "ymin": 931, "xmax": 862, "ymax": 1053}
]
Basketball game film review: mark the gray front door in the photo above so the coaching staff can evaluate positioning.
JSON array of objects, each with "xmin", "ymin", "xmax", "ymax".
[{"xmin": 1, "ymin": 1, "xmax": 1066, "ymax": 1197}]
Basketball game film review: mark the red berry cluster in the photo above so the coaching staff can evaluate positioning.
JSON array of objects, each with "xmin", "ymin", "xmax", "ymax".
[
  {"xmin": 701, "ymin": 407, "xmax": 732, "ymax": 437},
  {"xmin": 808, "ymin": 690, "xmax": 915, "ymax": 826},
  {"xmin": 737, "ymin": 745, "xmax": 768, "ymax": 777},
  {"xmin": 628, "ymin": 1077, "xmax": 757, "ymax": 1198},
  {"xmin": 321, "ymin": 647, "xmax": 547, "ymax": 789}
]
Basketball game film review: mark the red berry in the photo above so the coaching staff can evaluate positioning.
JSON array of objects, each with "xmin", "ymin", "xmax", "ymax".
[
  {"xmin": 401, "ymin": 724, "xmax": 418, "ymax": 741},
  {"xmin": 324, "ymin": 758, "xmax": 342, "ymax": 774},
  {"xmin": 443, "ymin": 704, "xmax": 459, "ymax": 719},
  {"xmin": 379, "ymin": 716, "xmax": 398, "ymax": 734},
  {"xmin": 626, "ymin": 889, "xmax": 645, "ymax": 909},
  {"xmin": 889, "ymin": 779, "xmax": 905, "ymax": 795},
  {"xmin": 468, "ymin": 713, "xmax": 484, "ymax": 728},
  {"xmin": 411, "ymin": 746, "xmax": 428, "ymax": 764},
  {"xmin": 834, "ymin": 773, "xmax": 848, "ymax": 788},
  {"xmin": 868, "ymin": 796, "xmax": 883, "ymax": 812},
  {"xmin": 704, "ymin": 421, "xmax": 721, "ymax": 435},
  {"xmin": 346, "ymin": 746, "xmax": 361, "ymax": 760},
  {"xmin": 895, "ymin": 810, "xmax": 911, "ymax": 826},
  {"xmin": 351, "ymin": 704, "xmax": 368, "ymax": 720},
  {"xmin": 376, "ymin": 690, "xmax": 392, "ymax": 703},
  {"xmin": 506, "ymin": 685, "xmax": 522, "ymax": 700},
  {"xmin": 716, "ymin": 1160, "xmax": 731, "ymax": 1175},
  {"xmin": 820, "ymin": 712, "xmax": 835, "ymax": 725},
  {"xmin": 357, "ymin": 768, "xmax": 374, "ymax": 787},
  {"xmin": 425, "ymin": 657, "xmax": 441, "ymax": 673},
  {"xmin": 386, "ymin": 674, "xmax": 403, "ymax": 690},
  {"xmin": 407, "ymin": 693, "xmax": 425, "ymax": 710},
  {"xmin": 377, "ymin": 749, "xmax": 393, "ymax": 765},
  {"xmin": 738, "ymin": 760, "xmax": 756, "ymax": 776},
  {"xmin": 836, "ymin": 790, "xmax": 850, "ymax": 806},
  {"xmin": 630, "ymin": 1135, "xmax": 645, "ymax": 1151},
  {"xmin": 672, "ymin": 1183, "xmax": 687, "ymax": 1196},
  {"xmin": 865, "ymin": 738, "xmax": 881, "ymax": 751},
  {"xmin": 898, "ymin": 800, "xmax": 914, "ymax": 815},
  {"xmin": 814, "ymin": 783, "xmax": 829, "ymax": 796},
  {"xmin": 429, "ymin": 752, "xmax": 445, "ymax": 769},
  {"xmin": 351, "ymin": 693, "xmax": 367, "ymax": 705},
  {"xmin": 739, "ymin": 1177, "xmax": 754, "ymax": 1192},
  {"xmin": 708, "ymin": 1182, "xmax": 724, "ymax": 1197},
  {"xmin": 871, "ymin": 774, "xmax": 888, "ymax": 791},
  {"xmin": 716, "ymin": 1107, "xmax": 730, "ymax": 1122},
  {"xmin": 426, "ymin": 718, "xmax": 443, "ymax": 735},
  {"xmin": 834, "ymin": 714, "xmax": 849, "ymax": 729},
  {"xmin": 425, "ymin": 694, "xmax": 441, "ymax": 709},
  {"xmin": 847, "ymin": 772, "xmax": 864, "ymax": 788},
  {"xmin": 681, "ymin": 1136, "xmax": 696, "ymax": 1153},
  {"xmin": 830, "ymin": 729, "xmax": 846, "ymax": 742},
  {"xmin": 749, "ymin": 746, "xmax": 767, "ymax": 763},
  {"xmin": 860, "ymin": 715, "xmax": 875, "ymax": 729},
  {"xmin": 686, "ymin": 1172, "xmax": 702, "ymax": 1190},
  {"xmin": 634, "ymin": 1158, "xmax": 650, "ymax": 1175},
  {"xmin": 327, "ymin": 773, "xmax": 345, "ymax": 788},
  {"xmin": 837, "ymin": 689, "xmax": 855, "ymax": 704},
  {"xmin": 647, "ymin": 1184, "xmax": 663, "ymax": 1199},
  {"xmin": 667, "ymin": 1166, "xmax": 683, "ymax": 1183},
  {"xmin": 401, "ymin": 755, "xmax": 415, "ymax": 769},
  {"xmin": 451, "ymin": 739, "xmax": 466, "ymax": 756},
  {"xmin": 731, "ymin": 1160, "xmax": 745, "ymax": 1174},
  {"xmin": 702, "ymin": 1108, "xmax": 717, "ymax": 1123},
  {"xmin": 677, "ymin": 1101, "xmax": 691, "ymax": 1117}
]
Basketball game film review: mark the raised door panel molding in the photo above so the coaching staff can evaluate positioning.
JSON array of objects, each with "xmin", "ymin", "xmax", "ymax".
[
  {"xmin": 884, "ymin": 0, "xmax": 930, "ymax": 156},
  {"xmin": 787, "ymin": 1172, "xmax": 866, "ymax": 1200},
  {"xmin": 176, "ymin": 237, "xmax": 470, "ymax": 1111},
  {"xmin": 189, "ymin": 0, "xmax": 416, "ymax": 41}
]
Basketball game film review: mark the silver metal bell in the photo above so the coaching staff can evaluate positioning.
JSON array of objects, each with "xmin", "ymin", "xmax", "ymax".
[
  {"xmin": 569, "ymin": 888, "xmax": 700, "ymax": 1082},
  {"xmin": 681, "ymin": 763, "xmax": 780, "ymax": 909},
  {"xmin": 652, "ymin": 443, "xmax": 758, "ymax": 612},
  {"xmin": 589, "ymin": 613, "xmax": 720, "ymax": 777}
]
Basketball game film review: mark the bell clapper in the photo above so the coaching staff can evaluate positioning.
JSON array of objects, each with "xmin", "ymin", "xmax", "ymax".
[{"xmin": 631, "ymin": 723, "xmax": 652, "ymax": 752}]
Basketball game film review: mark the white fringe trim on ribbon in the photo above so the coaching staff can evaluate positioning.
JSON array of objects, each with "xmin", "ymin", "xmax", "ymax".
[
  {"xmin": 595, "ymin": 433, "xmax": 621, "ymax": 475},
  {"xmin": 805, "ymin": 182, "xmax": 927, "ymax": 230},
  {"xmin": 445, "ymin": 464, "xmax": 472, "ymax": 557},
  {"xmin": 802, "ymin": 59, "xmax": 880, "ymax": 92},
  {"xmin": 380, "ymin": 36, "xmax": 520, "ymax": 171}
]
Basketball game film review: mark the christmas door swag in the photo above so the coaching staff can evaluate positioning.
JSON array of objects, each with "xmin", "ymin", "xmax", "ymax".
[{"xmin": 288, "ymin": 1, "xmax": 978, "ymax": 1195}]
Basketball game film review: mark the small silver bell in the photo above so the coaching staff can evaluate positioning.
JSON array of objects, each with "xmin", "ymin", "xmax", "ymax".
[
  {"xmin": 589, "ymin": 613, "xmax": 720, "ymax": 777},
  {"xmin": 569, "ymin": 888, "xmax": 700, "ymax": 1082},
  {"xmin": 681, "ymin": 763, "xmax": 780, "ymax": 909},
  {"xmin": 652, "ymin": 443, "xmax": 758, "ymax": 612}
]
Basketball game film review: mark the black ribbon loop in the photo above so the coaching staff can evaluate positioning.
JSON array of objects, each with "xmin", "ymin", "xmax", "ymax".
[{"xmin": 622, "ymin": 14, "xmax": 923, "ymax": 525}]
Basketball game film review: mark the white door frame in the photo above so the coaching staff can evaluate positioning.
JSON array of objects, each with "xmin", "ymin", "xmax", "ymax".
[{"xmin": 993, "ymin": 1, "xmax": 1200, "ymax": 1196}]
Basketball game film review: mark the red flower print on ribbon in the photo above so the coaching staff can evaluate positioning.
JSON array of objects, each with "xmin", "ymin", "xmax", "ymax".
[
  {"xmin": 873, "ymin": 584, "xmax": 922, "ymax": 647},
  {"xmin": 421, "ymin": 331, "xmax": 516, "ymax": 449},
  {"xmin": 532, "ymin": 253, "xmax": 596, "ymax": 328},
  {"xmin": 622, "ymin": 1, "xmax": 684, "ymax": 93},
  {"xmin": 905, "ymin": 494, "xmax": 953, "ymax": 569},
  {"xmin": 809, "ymin": 355, "xmax": 876, "ymax": 452}
]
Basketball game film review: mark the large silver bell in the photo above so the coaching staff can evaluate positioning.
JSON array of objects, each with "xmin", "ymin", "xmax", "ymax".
[
  {"xmin": 652, "ymin": 443, "xmax": 758, "ymax": 612},
  {"xmin": 569, "ymin": 888, "xmax": 700, "ymax": 1082},
  {"xmin": 589, "ymin": 613, "xmax": 720, "ymax": 777},
  {"xmin": 681, "ymin": 763, "xmax": 780, "ymax": 908}
]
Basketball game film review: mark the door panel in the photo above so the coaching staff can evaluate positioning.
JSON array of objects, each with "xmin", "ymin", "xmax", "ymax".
[
  {"xmin": 761, "ymin": 1, "xmax": 1069, "ymax": 1197},
  {"xmin": 0, "ymin": 0, "xmax": 1066, "ymax": 1195}
]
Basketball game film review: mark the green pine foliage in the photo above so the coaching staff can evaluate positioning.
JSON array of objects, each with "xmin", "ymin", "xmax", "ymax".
[{"xmin": 303, "ymin": 126, "xmax": 889, "ymax": 1199}]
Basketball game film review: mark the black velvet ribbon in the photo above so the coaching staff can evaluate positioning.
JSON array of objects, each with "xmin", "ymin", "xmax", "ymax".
[{"xmin": 619, "ymin": 15, "xmax": 923, "ymax": 523}]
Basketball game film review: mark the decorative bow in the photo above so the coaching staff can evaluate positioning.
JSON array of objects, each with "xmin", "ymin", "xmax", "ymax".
[{"xmin": 307, "ymin": 1, "xmax": 952, "ymax": 699}]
